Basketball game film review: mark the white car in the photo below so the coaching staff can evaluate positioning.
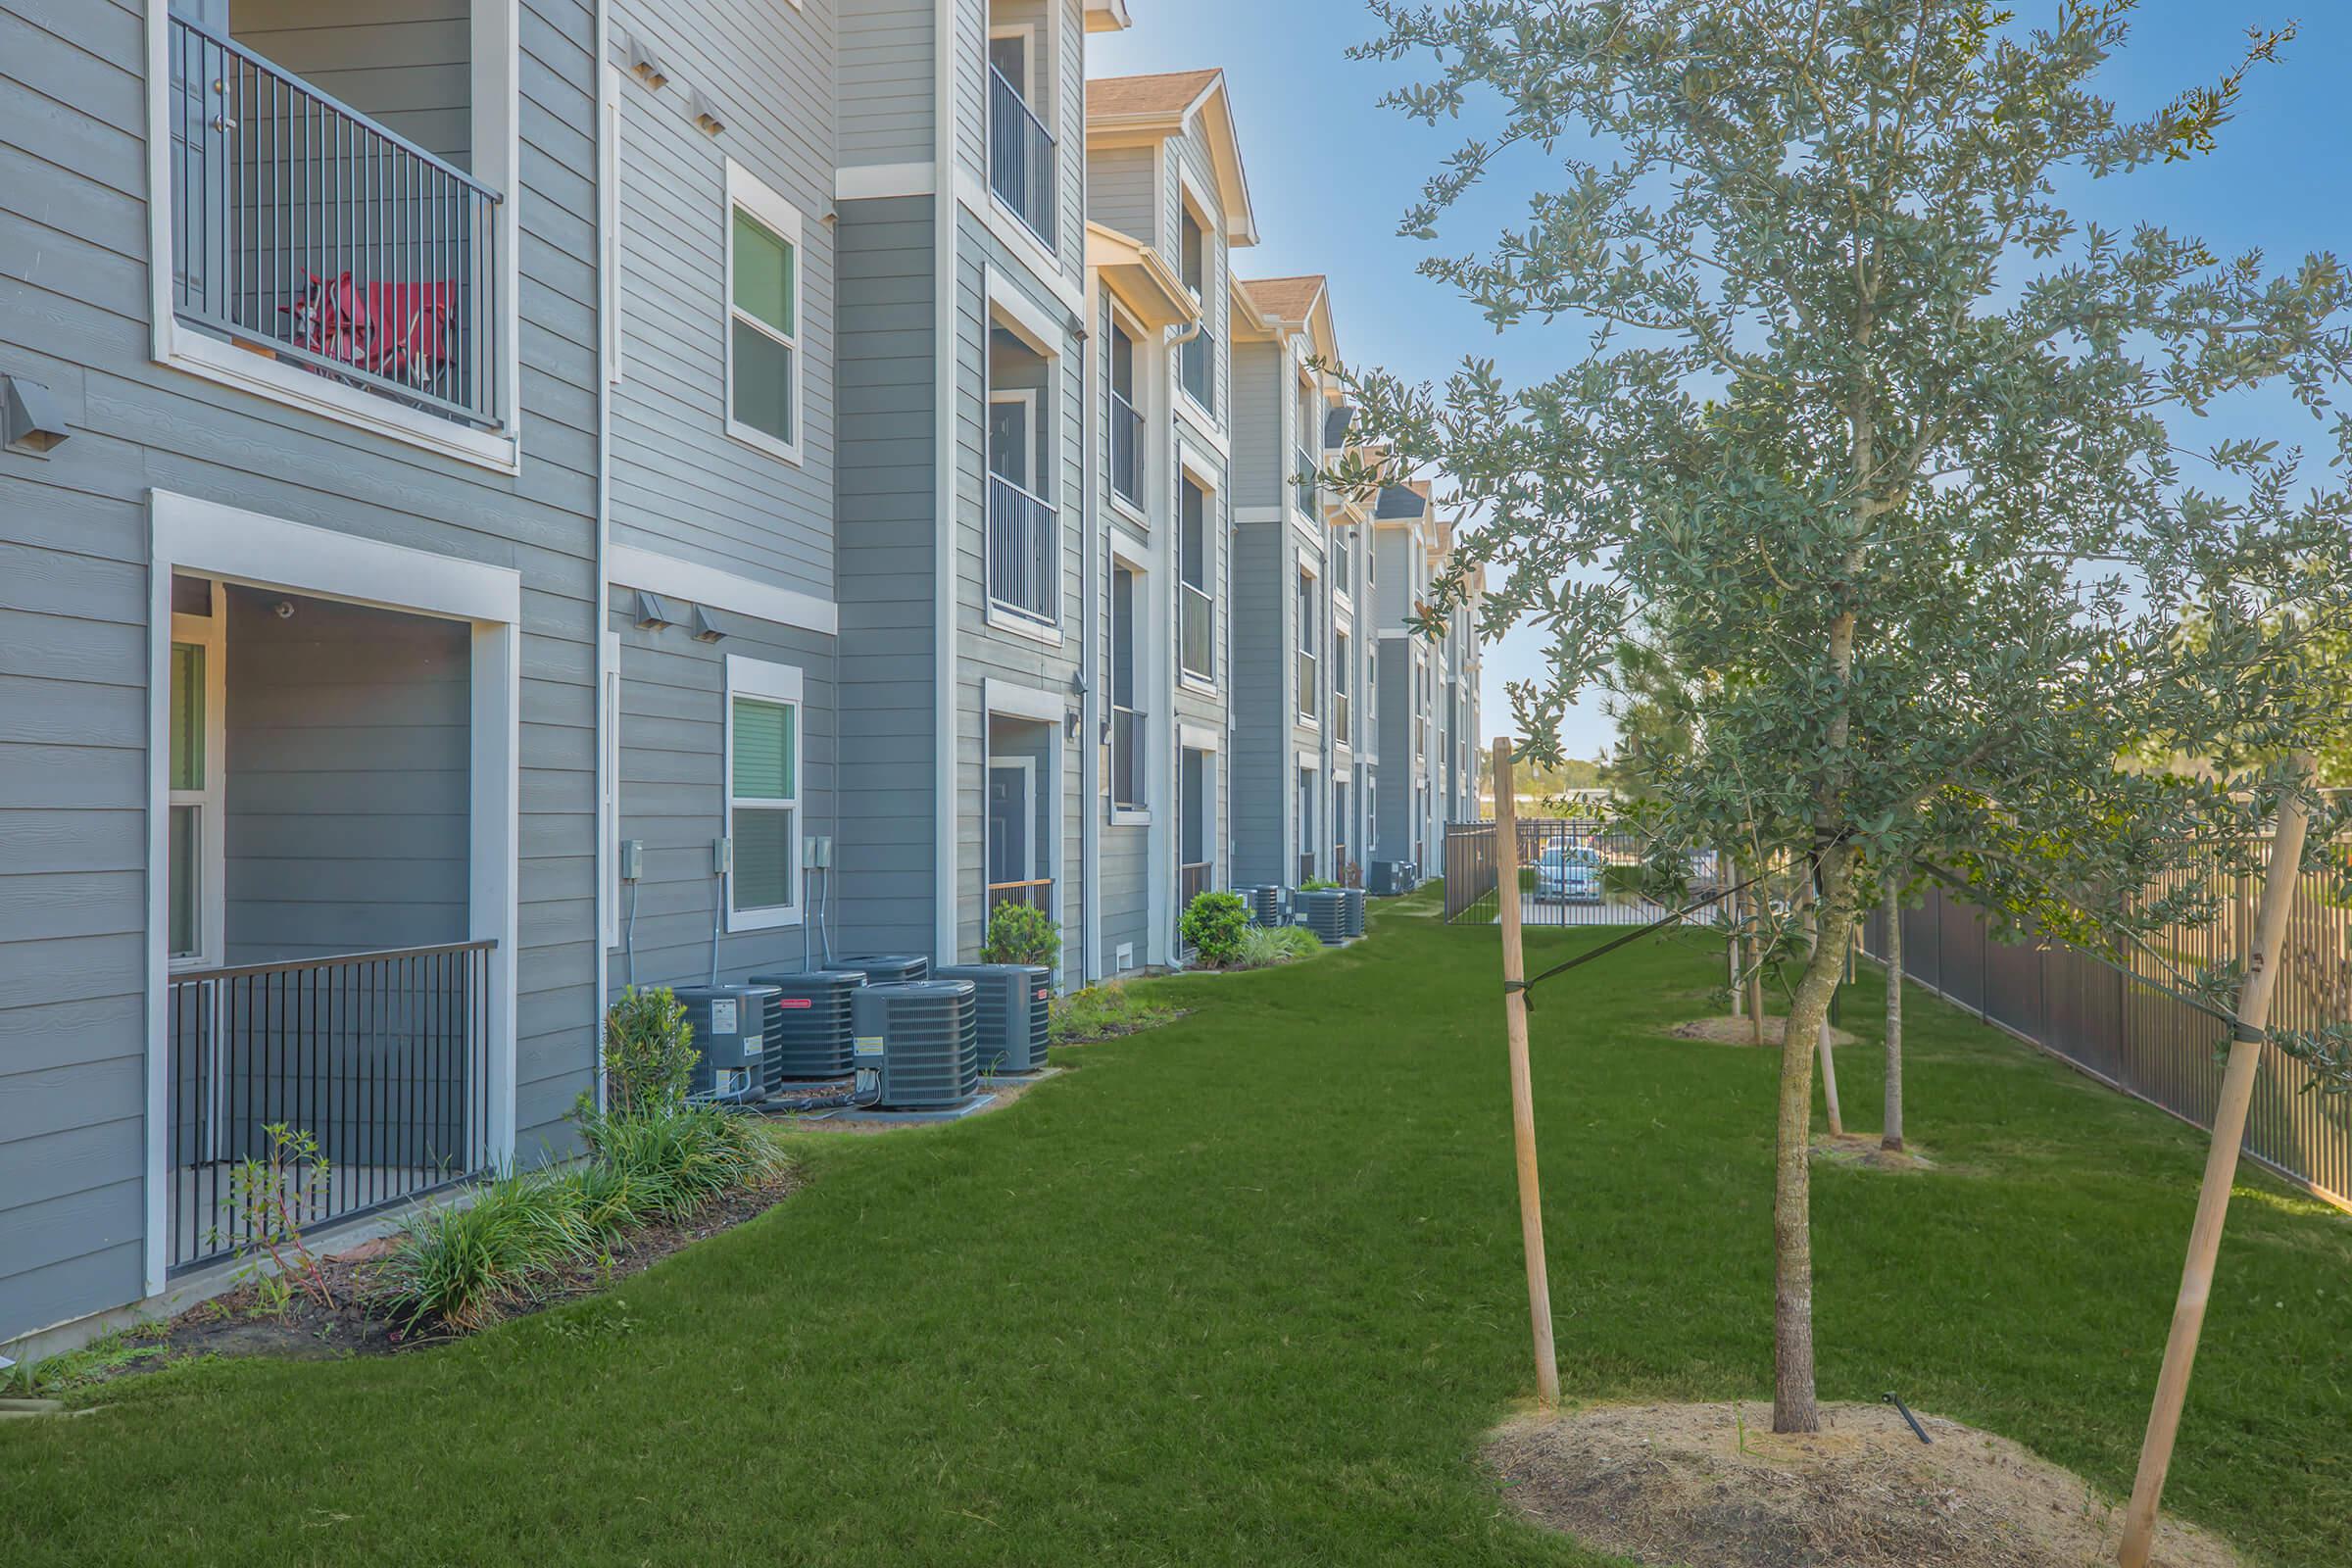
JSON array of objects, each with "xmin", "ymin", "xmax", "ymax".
[{"xmin": 1534, "ymin": 846, "xmax": 1605, "ymax": 903}]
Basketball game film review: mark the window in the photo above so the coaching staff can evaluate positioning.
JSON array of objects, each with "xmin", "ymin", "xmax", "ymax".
[
  {"xmin": 1294, "ymin": 374, "xmax": 1319, "ymax": 514},
  {"xmin": 1178, "ymin": 205, "xmax": 1212, "ymax": 413},
  {"xmin": 988, "ymin": 388, "xmax": 1039, "ymax": 491},
  {"xmin": 1107, "ymin": 318, "xmax": 1143, "ymax": 508},
  {"xmin": 1334, "ymin": 779, "xmax": 1350, "ymax": 870},
  {"xmin": 167, "ymin": 592, "xmax": 225, "ymax": 968},
  {"xmin": 725, "ymin": 162, "xmax": 804, "ymax": 462},
  {"xmin": 1367, "ymin": 776, "xmax": 1379, "ymax": 854},
  {"xmin": 1179, "ymin": 477, "xmax": 1212, "ymax": 683},
  {"xmin": 1296, "ymin": 567, "xmax": 1318, "ymax": 723},
  {"xmin": 1110, "ymin": 564, "xmax": 1145, "ymax": 812},
  {"xmin": 1333, "ymin": 627, "xmax": 1350, "ymax": 742},
  {"xmin": 726, "ymin": 657, "xmax": 803, "ymax": 930}
]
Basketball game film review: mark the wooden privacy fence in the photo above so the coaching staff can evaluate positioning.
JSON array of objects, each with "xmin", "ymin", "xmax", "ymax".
[{"xmin": 1862, "ymin": 874, "xmax": 2352, "ymax": 1210}]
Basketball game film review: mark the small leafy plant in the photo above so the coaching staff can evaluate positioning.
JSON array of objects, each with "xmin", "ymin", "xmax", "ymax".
[
  {"xmin": 981, "ymin": 902, "xmax": 1061, "ymax": 968},
  {"xmin": 212, "ymin": 1122, "xmax": 336, "ymax": 1316},
  {"xmin": 598, "ymin": 986, "xmax": 697, "ymax": 1117},
  {"xmin": 1050, "ymin": 981, "xmax": 1178, "ymax": 1045},
  {"xmin": 1180, "ymin": 891, "xmax": 1250, "ymax": 966}
]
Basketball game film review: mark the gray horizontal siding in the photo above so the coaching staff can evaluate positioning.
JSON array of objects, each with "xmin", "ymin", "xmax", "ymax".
[{"xmin": 0, "ymin": 0, "xmax": 602, "ymax": 1347}]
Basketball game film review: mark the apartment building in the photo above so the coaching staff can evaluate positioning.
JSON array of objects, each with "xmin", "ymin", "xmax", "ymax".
[
  {"xmin": 1372, "ymin": 479, "xmax": 1482, "ymax": 875},
  {"xmin": 0, "ymin": 9, "xmax": 1486, "ymax": 1350},
  {"xmin": 1, "ymin": 0, "xmax": 607, "ymax": 1347}
]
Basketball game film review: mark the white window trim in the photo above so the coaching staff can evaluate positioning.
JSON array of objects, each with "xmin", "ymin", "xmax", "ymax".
[
  {"xmin": 724, "ymin": 655, "xmax": 806, "ymax": 933},
  {"xmin": 1108, "ymin": 554, "xmax": 1151, "ymax": 825},
  {"xmin": 1176, "ymin": 472, "xmax": 1216, "ymax": 691},
  {"xmin": 723, "ymin": 160, "xmax": 807, "ymax": 466},
  {"xmin": 140, "ymin": 1, "xmax": 522, "ymax": 473},
  {"xmin": 167, "ymin": 603, "xmax": 226, "ymax": 973}
]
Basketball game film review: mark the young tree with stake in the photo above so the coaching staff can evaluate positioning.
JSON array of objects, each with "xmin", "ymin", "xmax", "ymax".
[{"xmin": 1338, "ymin": 0, "xmax": 2352, "ymax": 1458}]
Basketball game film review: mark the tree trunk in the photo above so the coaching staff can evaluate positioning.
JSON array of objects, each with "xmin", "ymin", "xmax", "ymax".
[
  {"xmin": 1883, "ymin": 880, "xmax": 1904, "ymax": 1153},
  {"xmin": 1772, "ymin": 853, "xmax": 1857, "ymax": 1434}
]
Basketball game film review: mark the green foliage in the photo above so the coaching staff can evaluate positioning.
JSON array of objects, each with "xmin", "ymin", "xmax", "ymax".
[
  {"xmin": 1049, "ymin": 981, "xmax": 1178, "ymax": 1045},
  {"xmin": 213, "ymin": 1123, "xmax": 335, "ymax": 1316},
  {"xmin": 1298, "ymin": 878, "xmax": 1341, "ymax": 892},
  {"xmin": 372, "ymin": 1169, "xmax": 599, "ymax": 1334},
  {"xmin": 1235, "ymin": 924, "xmax": 1324, "ymax": 969},
  {"xmin": 1179, "ymin": 891, "xmax": 1250, "ymax": 965},
  {"xmin": 375, "ymin": 1107, "xmax": 781, "ymax": 1333},
  {"xmin": 980, "ymin": 901, "xmax": 1061, "ymax": 968},
  {"xmin": 598, "ymin": 986, "xmax": 698, "ymax": 1119}
]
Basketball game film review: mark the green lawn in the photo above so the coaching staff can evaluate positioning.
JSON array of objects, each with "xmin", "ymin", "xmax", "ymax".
[{"xmin": 6, "ymin": 891, "xmax": 2349, "ymax": 1566}]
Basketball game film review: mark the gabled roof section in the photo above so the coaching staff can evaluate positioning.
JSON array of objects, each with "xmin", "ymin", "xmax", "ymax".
[
  {"xmin": 1228, "ymin": 273, "xmax": 1279, "ymax": 341},
  {"xmin": 1375, "ymin": 482, "xmax": 1429, "ymax": 521},
  {"xmin": 1243, "ymin": 273, "xmax": 1341, "ymax": 368},
  {"xmin": 1086, "ymin": 69, "xmax": 1259, "ymax": 247},
  {"xmin": 1088, "ymin": 221, "xmax": 1200, "ymax": 333}
]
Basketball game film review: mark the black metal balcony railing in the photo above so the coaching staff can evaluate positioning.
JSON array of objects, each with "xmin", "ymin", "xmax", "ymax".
[
  {"xmin": 1109, "ymin": 390, "xmax": 1145, "ymax": 507},
  {"xmin": 1180, "ymin": 582, "xmax": 1213, "ymax": 683},
  {"xmin": 1295, "ymin": 444, "xmax": 1318, "ymax": 514},
  {"xmin": 988, "ymin": 65, "xmax": 1057, "ymax": 251},
  {"xmin": 1298, "ymin": 650, "xmax": 1319, "ymax": 721},
  {"xmin": 168, "ymin": 16, "xmax": 503, "ymax": 428},
  {"xmin": 1111, "ymin": 705, "xmax": 1146, "ymax": 810},
  {"xmin": 987, "ymin": 472, "xmax": 1058, "ymax": 625},
  {"xmin": 166, "ymin": 940, "xmax": 495, "ymax": 1274}
]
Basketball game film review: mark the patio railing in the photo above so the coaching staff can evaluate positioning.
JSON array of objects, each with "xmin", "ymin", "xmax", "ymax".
[
  {"xmin": 988, "ymin": 65, "xmax": 1056, "ymax": 250},
  {"xmin": 988, "ymin": 877, "xmax": 1053, "ymax": 917},
  {"xmin": 168, "ymin": 14, "xmax": 503, "ymax": 427},
  {"xmin": 166, "ymin": 939, "xmax": 495, "ymax": 1274},
  {"xmin": 987, "ymin": 472, "xmax": 1057, "ymax": 625}
]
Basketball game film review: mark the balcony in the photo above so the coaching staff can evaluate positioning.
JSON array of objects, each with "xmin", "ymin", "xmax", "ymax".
[
  {"xmin": 1109, "ymin": 390, "xmax": 1145, "ymax": 508},
  {"xmin": 1297, "ymin": 649, "xmax": 1319, "ymax": 722},
  {"xmin": 987, "ymin": 473, "xmax": 1058, "ymax": 625},
  {"xmin": 1180, "ymin": 860, "xmax": 1211, "ymax": 908},
  {"xmin": 1180, "ymin": 582, "xmax": 1213, "ymax": 684},
  {"xmin": 988, "ymin": 65, "xmax": 1057, "ymax": 251},
  {"xmin": 988, "ymin": 878, "xmax": 1054, "ymax": 917},
  {"xmin": 167, "ymin": 14, "xmax": 503, "ymax": 430}
]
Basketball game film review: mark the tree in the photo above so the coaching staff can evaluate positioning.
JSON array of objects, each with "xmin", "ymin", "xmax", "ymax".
[{"xmin": 1339, "ymin": 0, "xmax": 2352, "ymax": 1442}]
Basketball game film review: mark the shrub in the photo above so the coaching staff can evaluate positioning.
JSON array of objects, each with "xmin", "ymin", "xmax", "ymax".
[
  {"xmin": 580, "ymin": 1103, "xmax": 780, "ymax": 1222},
  {"xmin": 1235, "ymin": 924, "xmax": 1325, "ymax": 969},
  {"xmin": 373, "ymin": 1170, "xmax": 599, "ymax": 1334},
  {"xmin": 599, "ymin": 986, "xmax": 697, "ymax": 1117},
  {"xmin": 1050, "ymin": 981, "xmax": 1178, "ymax": 1044},
  {"xmin": 980, "ymin": 901, "xmax": 1061, "ymax": 968},
  {"xmin": 1180, "ymin": 891, "xmax": 1250, "ymax": 965}
]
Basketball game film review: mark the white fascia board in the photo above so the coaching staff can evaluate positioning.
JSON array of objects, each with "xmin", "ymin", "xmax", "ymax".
[{"xmin": 609, "ymin": 545, "xmax": 838, "ymax": 636}]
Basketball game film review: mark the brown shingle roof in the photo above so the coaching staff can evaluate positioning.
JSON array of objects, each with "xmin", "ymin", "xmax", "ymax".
[
  {"xmin": 1239, "ymin": 274, "xmax": 1326, "ymax": 322},
  {"xmin": 1087, "ymin": 70, "xmax": 1221, "ymax": 120}
]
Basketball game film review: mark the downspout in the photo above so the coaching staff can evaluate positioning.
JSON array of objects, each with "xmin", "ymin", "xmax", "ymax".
[
  {"xmin": 591, "ymin": 0, "xmax": 614, "ymax": 1112},
  {"xmin": 1079, "ymin": 273, "xmax": 1102, "ymax": 983},
  {"xmin": 930, "ymin": 0, "xmax": 958, "ymax": 962}
]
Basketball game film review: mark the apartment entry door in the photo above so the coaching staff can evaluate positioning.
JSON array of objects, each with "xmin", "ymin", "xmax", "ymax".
[{"xmin": 988, "ymin": 758, "xmax": 1036, "ymax": 910}]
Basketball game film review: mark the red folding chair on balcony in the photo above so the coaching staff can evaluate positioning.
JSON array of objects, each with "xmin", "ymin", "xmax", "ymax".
[{"xmin": 284, "ymin": 272, "xmax": 459, "ymax": 396}]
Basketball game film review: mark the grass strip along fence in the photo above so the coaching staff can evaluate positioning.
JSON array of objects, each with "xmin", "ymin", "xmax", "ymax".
[{"xmin": 1860, "ymin": 880, "xmax": 2351, "ymax": 1210}]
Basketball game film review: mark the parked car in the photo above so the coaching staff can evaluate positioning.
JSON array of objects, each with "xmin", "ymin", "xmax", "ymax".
[{"xmin": 1534, "ymin": 846, "xmax": 1605, "ymax": 903}]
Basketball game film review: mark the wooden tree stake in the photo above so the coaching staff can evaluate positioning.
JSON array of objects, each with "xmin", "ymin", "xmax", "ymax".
[
  {"xmin": 1817, "ymin": 1017, "xmax": 1844, "ymax": 1138},
  {"xmin": 2118, "ymin": 757, "xmax": 2314, "ymax": 1568},
  {"xmin": 1492, "ymin": 739, "xmax": 1561, "ymax": 1411}
]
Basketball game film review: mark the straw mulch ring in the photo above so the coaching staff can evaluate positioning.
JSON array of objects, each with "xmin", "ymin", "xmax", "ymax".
[
  {"xmin": 1488, "ymin": 1400, "xmax": 2244, "ymax": 1568},
  {"xmin": 1813, "ymin": 1132, "xmax": 1939, "ymax": 1171},
  {"xmin": 1666, "ymin": 1015, "xmax": 1856, "ymax": 1049}
]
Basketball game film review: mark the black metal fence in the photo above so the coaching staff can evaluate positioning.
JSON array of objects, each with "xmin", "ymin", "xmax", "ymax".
[
  {"xmin": 165, "ymin": 940, "xmax": 495, "ymax": 1273},
  {"xmin": 1863, "ymin": 884, "xmax": 2350, "ymax": 1208},
  {"xmin": 168, "ymin": 14, "xmax": 503, "ymax": 427},
  {"xmin": 1445, "ymin": 818, "xmax": 1716, "ymax": 927}
]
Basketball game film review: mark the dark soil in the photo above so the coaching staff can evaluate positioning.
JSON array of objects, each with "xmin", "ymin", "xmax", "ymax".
[
  {"xmin": 119, "ymin": 1170, "xmax": 804, "ymax": 1373},
  {"xmin": 1051, "ymin": 1005, "xmax": 1191, "ymax": 1046}
]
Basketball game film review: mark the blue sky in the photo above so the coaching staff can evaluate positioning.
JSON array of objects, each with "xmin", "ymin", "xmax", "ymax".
[{"xmin": 1091, "ymin": 2, "xmax": 2352, "ymax": 763}]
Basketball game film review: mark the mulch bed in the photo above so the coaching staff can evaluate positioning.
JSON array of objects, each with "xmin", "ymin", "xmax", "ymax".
[
  {"xmin": 1051, "ymin": 1006, "xmax": 1191, "ymax": 1045},
  {"xmin": 1489, "ymin": 1399, "xmax": 2244, "ymax": 1568},
  {"xmin": 104, "ymin": 1169, "xmax": 805, "ymax": 1376}
]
